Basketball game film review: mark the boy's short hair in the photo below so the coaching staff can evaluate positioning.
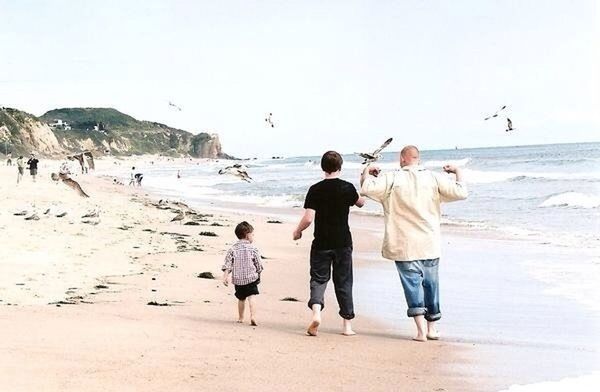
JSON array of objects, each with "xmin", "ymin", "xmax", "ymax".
[
  {"xmin": 321, "ymin": 151, "xmax": 343, "ymax": 173},
  {"xmin": 235, "ymin": 221, "xmax": 254, "ymax": 239}
]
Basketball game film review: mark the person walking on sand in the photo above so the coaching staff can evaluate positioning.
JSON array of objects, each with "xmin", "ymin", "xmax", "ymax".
[
  {"xmin": 16, "ymin": 155, "xmax": 25, "ymax": 184},
  {"xmin": 360, "ymin": 145, "xmax": 468, "ymax": 342},
  {"xmin": 27, "ymin": 153, "xmax": 39, "ymax": 182},
  {"xmin": 293, "ymin": 151, "xmax": 365, "ymax": 337},
  {"xmin": 222, "ymin": 221, "xmax": 264, "ymax": 326},
  {"xmin": 6, "ymin": 151, "xmax": 12, "ymax": 166}
]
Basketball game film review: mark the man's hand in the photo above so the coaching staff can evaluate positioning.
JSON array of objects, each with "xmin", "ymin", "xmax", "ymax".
[
  {"xmin": 293, "ymin": 229, "xmax": 302, "ymax": 241},
  {"xmin": 222, "ymin": 273, "xmax": 229, "ymax": 287},
  {"xmin": 367, "ymin": 165, "xmax": 381, "ymax": 177},
  {"xmin": 443, "ymin": 165, "xmax": 458, "ymax": 174}
]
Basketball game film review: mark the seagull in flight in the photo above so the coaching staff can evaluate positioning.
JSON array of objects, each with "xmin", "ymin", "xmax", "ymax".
[
  {"xmin": 265, "ymin": 113, "xmax": 274, "ymax": 128},
  {"xmin": 218, "ymin": 164, "xmax": 253, "ymax": 182},
  {"xmin": 505, "ymin": 118, "xmax": 515, "ymax": 132},
  {"xmin": 169, "ymin": 101, "xmax": 182, "ymax": 111},
  {"xmin": 357, "ymin": 137, "xmax": 393, "ymax": 164},
  {"xmin": 484, "ymin": 105, "xmax": 507, "ymax": 121}
]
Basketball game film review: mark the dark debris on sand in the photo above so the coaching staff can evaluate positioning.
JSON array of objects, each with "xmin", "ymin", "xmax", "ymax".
[
  {"xmin": 267, "ymin": 220, "xmax": 283, "ymax": 224},
  {"xmin": 184, "ymin": 221, "xmax": 200, "ymax": 226},
  {"xmin": 147, "ymin": 301, "xmax": 171, "ymax": 306},
  {"xmin": 197, "ymin": 272, "xmax": 215, "ymax": 279},
  {"xmin": 280, "ymin": 297, "xmax": 300, "ymax": 302},
  {"xmin": 199, "ymin": 231, "xmax": 218, "ymax": 237}
]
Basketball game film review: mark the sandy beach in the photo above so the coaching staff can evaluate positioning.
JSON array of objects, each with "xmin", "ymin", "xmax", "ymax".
[{"xmin": 0, "ymin": 161, "xmax": 479, "ymax": 391}]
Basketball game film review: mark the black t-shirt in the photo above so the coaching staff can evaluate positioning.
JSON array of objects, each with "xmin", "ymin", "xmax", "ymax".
[
  {"xmin": 27, "ymin": 158, "xmax": 39, "ymax": 170},
  {"xmin": 303, "ymin": 178, "xmax": 360, "ymax": 250}
]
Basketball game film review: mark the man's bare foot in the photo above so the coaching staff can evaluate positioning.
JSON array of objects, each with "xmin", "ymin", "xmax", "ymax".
[
  {"xmin": 250, "ymin": 319, "xmax": 257, "ymax": 326},
  {"xmin": 426, "ymin": 331, "xmax": 440, "ymax": 340},
  {"xmin": 341, "ymin": 329, "xmax": 356, "ymax": 336},
  {"xmin": 237, "ymin": 320, "xmax": 243, "ymax": 323},
  {"xmin": 306, "ymin": 318, "xmax": 320, "ymax": 336},
  {"xmin": 412, "ymin": 335, "xmax": 427, "ymax": 342},
  {"xmin": 427, "ymin": 321, "xmax": 440, "ymax": 340}
]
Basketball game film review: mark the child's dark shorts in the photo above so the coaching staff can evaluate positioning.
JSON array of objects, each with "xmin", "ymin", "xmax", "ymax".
[{"xmin": 234, "ymin": 279, "xmax": 260, "ymax": 300}]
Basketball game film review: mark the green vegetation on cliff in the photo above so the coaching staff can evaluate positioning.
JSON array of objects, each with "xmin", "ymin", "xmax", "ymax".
[{"xmin": 0, "ymin": 106, "xmax": 231, "ymax": 158}]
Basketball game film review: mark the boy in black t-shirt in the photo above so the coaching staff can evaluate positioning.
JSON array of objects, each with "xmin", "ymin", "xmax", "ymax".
[{"xmin": 293, "ymin": 151, "xmax": 365, "ymax": 336}]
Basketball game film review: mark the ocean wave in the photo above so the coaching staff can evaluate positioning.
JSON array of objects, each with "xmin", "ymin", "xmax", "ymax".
[
  {"xmin": 423, "ymin": 158, "xmax": 471, "ymax": 168},
  {"xmin": 539, "ymin": 192, "xmax": 600, "ymax": 209},
  {"xmin": 464, "ymin": 169, "xmax": 600, "ymax": 184}
]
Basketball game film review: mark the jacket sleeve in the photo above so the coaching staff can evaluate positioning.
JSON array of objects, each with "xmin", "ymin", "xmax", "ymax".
[
  {"xmin": 222, "ymin": 249, "xmax": 234, "ymax": 271},
  {"xmin": 434, "ymin": 172, "xmax": 468, "ymax": 202},
  {"xmin": 253, "ymin": 248, "xmax": 264, "ymax": 274},
  {"xmin": 360, "ymin": 173, "xmax": 390, "ymax": 203}
]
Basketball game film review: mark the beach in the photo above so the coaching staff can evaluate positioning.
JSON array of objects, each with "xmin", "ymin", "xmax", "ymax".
[
  {"xmin": 0, "ymin": 155, "xmax": 598, "ymax": 391},
  {"xmin": 0, "ymin": 161, "xmax": 474, "ymax": 391}
]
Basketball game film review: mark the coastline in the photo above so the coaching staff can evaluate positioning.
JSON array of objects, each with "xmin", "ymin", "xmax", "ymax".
[{"xmin": 0, "ymin": 164, "xmax": 475, "ymax": 391}]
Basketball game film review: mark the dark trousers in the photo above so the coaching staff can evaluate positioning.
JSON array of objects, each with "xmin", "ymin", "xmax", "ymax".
[{"xmin": 308, "ymin": 246, "xmax": 355, "ymax": 320}]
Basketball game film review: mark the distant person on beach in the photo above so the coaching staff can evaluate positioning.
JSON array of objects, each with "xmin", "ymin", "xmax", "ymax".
[
  {"xmin": 360, "ymin": 145, "xmax": 468, "ymax": 342},
  {"xmin": 27, "ymin": 154, "xmax": 39, "ymax": 182},
  {"xmin": 82, "ymin": 156, "xmax": 89, "ymax": 174},
  {"xmin": 222, "ymin": 221, "xmax": 263, "ymax": 326},
  {"xmin": 129, "ymin": 166, "xmax": 136, "ymax": 186},
  {"xmin": 16, "ymin": 156, "xmax": 24, "ymax": 184},
  {"xmin": 177, "ymin": 170, "xmax": 181, "ymax": 179},
  {"xmin": 6, "ymin": 152, "xmax": 12, "ymax": 166},
  {"xmin": 293, "ymin": 151, "xmax": 365, "ymax": 336}
]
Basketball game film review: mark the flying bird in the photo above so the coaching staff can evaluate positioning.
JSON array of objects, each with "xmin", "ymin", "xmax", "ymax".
[
  {"xmin": 505, "ymin": 118, "xmax": 515, "ymax": 132},
  {"xmin": 484, "ymin": 105, "xmax": 507, "ymax": 121},
  {"xmin": 218, "ymin": 164, "xmax": 253, "ymax": 182},
  {"xmin": 169, "ymin": 101, "xmax": 182, "ymax": 111},
  {"xmin": 357, "ymin": 137, "xmax": 393, "ymax": 164},
  {"xmin": 265, "ymin": 113, "xmax": 274, "ymax": 128},
  {"xmin": 59, "ymin": 173, "xmax": 90, "ymax": 198}
]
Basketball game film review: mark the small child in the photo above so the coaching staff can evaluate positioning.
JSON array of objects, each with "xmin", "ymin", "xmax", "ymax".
[{"xmin": 222, "ymin": 221, "xmax": 263, "ymax": 326}]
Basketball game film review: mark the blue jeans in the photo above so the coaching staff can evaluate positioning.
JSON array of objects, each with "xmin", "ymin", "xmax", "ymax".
[{"xmin": 395, "ymin": 258, "xmax": 441, "ymax": 322}]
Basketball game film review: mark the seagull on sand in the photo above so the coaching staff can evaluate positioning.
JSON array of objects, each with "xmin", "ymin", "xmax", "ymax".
[
  {"xmin": 171, "ymin": 210, "xmax": 185, "ymax": 224},
  {"xmin": 82, "ymin": 209, "xmax": 100, "ymax": 218},
  {"xmin": 357, "ymin": 137, "xmax": 393, "ymax": 164},
  {"xmin": 218, "ymin": 164, "xmax": 253, "ymax": 183},
  {"xmin": 505, "ymin": 118, "xmax": 515, "ymax": 132},
  {"xmin": 265, "ymin": 113, "xmax": 274, "ymax": 128},
  {"xmin": 484, "ymin": 105, "xmax": 507, "ymax": 121}
]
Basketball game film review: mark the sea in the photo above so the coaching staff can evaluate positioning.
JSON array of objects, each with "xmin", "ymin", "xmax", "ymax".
[{"xmin": 111, "ymin": 142, "xmax": 600, "ymax": 250}]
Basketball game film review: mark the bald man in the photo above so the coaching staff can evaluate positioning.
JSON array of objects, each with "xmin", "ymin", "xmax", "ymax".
[{"xmin": 359, "ymin": 145, "xmax": 468, "ymax": 342}]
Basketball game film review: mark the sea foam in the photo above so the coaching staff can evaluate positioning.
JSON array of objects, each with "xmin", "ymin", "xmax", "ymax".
[{"xmin": 539, "ymin": 192, "xmax": 600, "ymax": 209}]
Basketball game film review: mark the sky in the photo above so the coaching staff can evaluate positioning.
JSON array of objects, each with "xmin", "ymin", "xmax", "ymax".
[{"xmin": 0, "ymin": 0, "xmax": 598, "ymax": 157}]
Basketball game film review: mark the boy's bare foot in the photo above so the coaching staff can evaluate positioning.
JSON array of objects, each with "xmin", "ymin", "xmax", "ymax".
[
  {"xmin": 250, "ymin": 319, "xmax": 257, "ymax": 326},
  {"xmin": 341, "ymin": 319, "xmax": 356, "ymax": 336},
  {"xmin": 237, "ymin": 320, "xmax": 243, "ymax": 323},
  {"xmin": 412, "ymin": 335, "xmax": 427, "ymax": 342},
  {"xmin": 307, "ymin": 319, "xmax": 320, "ymax": 336}
]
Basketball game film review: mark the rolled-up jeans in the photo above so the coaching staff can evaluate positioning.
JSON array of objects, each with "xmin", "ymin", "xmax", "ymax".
[
  {"xmin": 308, "ymin": 246, "xmax": 355, "ymax": 320},
  {"xmin": 395, "ymin": 258, "xmax": 441, "ymax": 321}
]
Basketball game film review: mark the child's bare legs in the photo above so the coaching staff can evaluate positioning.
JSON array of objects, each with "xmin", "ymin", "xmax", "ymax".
[
  {"xmin": 307, "ymin": 304, "xmax": 322, "ymax": 336},
  {"xmin": 237, "ymin": 299, "xmax": 245, "ymax": 323},
  {"xmin": 412, "ymin": 315, "xmax": 428, "ymax": 342},
  {"xmin": 427, "ymin": 320, "xmax": 440, "ymax": 340},
  {"xmin": 342, "ymin": 318, "xmax": 356, "ymax": 336},
  {"xmin": 248, "ymin": 295, "xmax": 257, "ymax": 326}
]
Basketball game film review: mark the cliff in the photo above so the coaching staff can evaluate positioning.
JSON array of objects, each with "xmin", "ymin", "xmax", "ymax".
[{"xmin": 0, "ymin": 107, "xmax": 232, "ymax": 158}]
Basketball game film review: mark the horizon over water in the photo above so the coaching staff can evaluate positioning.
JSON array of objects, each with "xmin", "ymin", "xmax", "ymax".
[{"xmin": 117, "ymin": 141, "xmax": 599, "ymax": 250}]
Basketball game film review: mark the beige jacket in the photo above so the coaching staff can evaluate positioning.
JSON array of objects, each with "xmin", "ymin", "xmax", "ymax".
[{"xmin": 360, "ymin": 165, "xmax": 468, "ymax": 261}]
